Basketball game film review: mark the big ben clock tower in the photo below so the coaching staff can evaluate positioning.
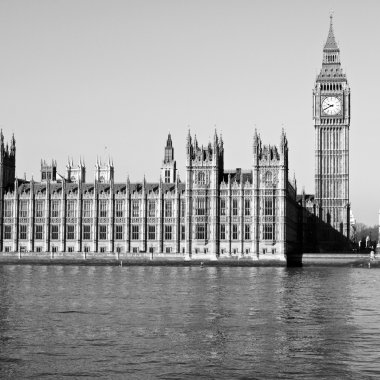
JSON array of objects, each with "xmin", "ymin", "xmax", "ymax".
[{"xmin": 313, "ymin": 15, "xmax": 350, "ymax": 238}]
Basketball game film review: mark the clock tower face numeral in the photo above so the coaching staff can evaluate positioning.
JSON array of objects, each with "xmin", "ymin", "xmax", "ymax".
[{"xmin": 322, "ymin": 96, "xmax": 342, "ymax": 116}]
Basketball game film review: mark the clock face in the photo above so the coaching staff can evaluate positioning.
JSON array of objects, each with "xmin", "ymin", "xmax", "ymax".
[{"xmin": 322, "ymin": 96, "xmax": 341, "ymax": 116}]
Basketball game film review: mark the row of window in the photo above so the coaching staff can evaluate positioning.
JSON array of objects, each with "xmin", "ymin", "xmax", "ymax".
[
  {"xmin": 4, "ymin": 197, "xmax": 276, "ymax": 218},
  {"xmin": 219, "ymin": 224, "xmax": 274, "ymax": 240},
  {"xmin": 6, "ymin": 223, "xmax": 275, "ymax": 241},
  {"xmin": 5, "ymin": 224, "xmax": 185, "ymax": 241},
  {"xmin": 220, "ymin": 198, "xmax": 275, "ymax": 216},
  {"xmin": 220, "ymin": 198, "xmax": 251, "ymax": 216},
  {"xmin": 4, "ymin": 199, "xmax": 186, "ymax": 219}
]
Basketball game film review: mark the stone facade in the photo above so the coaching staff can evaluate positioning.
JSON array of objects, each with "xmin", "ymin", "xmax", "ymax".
[
  {"xmin": 312, "ymin": 15, "xmax": 350, "ymax": 239},
  {"xmin": 0, "ymin": 129, "xmax": 300, "ymax": 261}
]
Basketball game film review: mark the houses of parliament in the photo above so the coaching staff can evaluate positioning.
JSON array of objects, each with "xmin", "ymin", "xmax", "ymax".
[{"xmin": 0, "ymin": 17, "xmax": 351, "ymax": 261}]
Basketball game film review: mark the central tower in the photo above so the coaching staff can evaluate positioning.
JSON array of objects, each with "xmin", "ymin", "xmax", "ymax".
[{"xmin": 313, "ymin": 16, "xmax": 350, "ymax": 237}]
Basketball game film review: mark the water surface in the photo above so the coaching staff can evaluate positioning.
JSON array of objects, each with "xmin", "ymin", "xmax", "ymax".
[{"xmin": 0, "ymin": 265, "xmax": 379, "ymax": 379}]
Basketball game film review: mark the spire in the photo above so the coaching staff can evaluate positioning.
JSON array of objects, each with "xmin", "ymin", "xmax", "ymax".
[
  {"xmin": 166, "ymin": 133, "xmax": 172, "ymax": 148},
  {"xmin": 324, "ymin": 14, "xmax": 339, "ymax": 51},
  {"xmin": 194, "ymin": 134, "xmax": 198, "ymax": 150},
  {"xmin": 11, "ymin": 133, "xmax": 15, "ymax": 154},
  {"xmin": 186, "ymin": 129, "xmax": 192, "ymax": 155},
  {"xmin": 280, "ymin": 128, "xmax": 287, "ymax": 149},
  {"xmin": 164, "ymin": 133, "xmax": 174, "ymax": 163},
  {"xmin": 318, "ymin": 14, "xmax": 345, "ymax": 81},
  {"xmin": 213, "ymin": 129, "xmax": 218, "ymax": 148}
]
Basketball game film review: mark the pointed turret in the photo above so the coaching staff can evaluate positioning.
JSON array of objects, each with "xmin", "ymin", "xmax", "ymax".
[
  {"xmin": 280, "ymin": 128, "xmax": 288, "ymax": 153},
  {"xmin": 213, "ymin": 129, "xmax": 218, "ymax": 147},
  {"xmin": 324, "ymin": 14, "xmax": 339, "ymax": 51},
  {"xmin": 126, "ymin": 175, "xmax": 130, "ymax": 193},
  {"xmin": 142, "ymin": 174, "xmax": 146, "ymax": 191},
  {"xmin": 253, "ymin": 129, "xmax": 261, "ymax": 158},
  {"xmin": 164, "ymin": 133, "xmax": 174, "ymax": 163},
  {"xmin": 161, "ymin": 133, "xmax": 176, "ymax": 183},
  {"xmin": 10, "ymin": 133, "xmax": 16, "ymax": 156}
]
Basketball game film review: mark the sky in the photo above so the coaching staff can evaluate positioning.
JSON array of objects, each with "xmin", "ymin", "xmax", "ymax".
[{"xmin": 0, "ymin": 0, "xmax": 379, "ymax": 225}]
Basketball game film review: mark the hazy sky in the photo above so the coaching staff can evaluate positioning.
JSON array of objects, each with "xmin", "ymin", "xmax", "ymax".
[{"xmin": 0, "ymin": 0, "xmax": 378, "ymax": 225}]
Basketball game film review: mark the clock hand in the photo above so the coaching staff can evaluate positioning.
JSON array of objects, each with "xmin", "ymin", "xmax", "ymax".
[{"xmin": 323, "ymin": 104, "xmax": 333, "ymax": 111}]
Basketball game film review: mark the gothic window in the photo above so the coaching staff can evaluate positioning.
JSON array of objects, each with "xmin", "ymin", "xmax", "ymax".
[
  {"xmin": 67, "ymin": 225, "xmax": 75, "ymax": 240},
  {"xmin": 98, "ymin": 225, "xmax": 107, "ymax": 240},
  {"xmin": 180, "ymin": 199, "xmax": 185, "ymax": 218},
  {"xmin": 244, "ymin": 199, "xmax": 251, "ymax": 216},
  {"xmin": 82, "ymin": 200, "xmax": 92, "ymax": 218},
  {"xmin": 4, "ymin": 225, "xmax": 12, "ymax": 240},
  {"xmin": 263, "ymin": 197, "xmax": 274, "ymax": 216},
  {"xmin": 82, "ymin": 225, "xmax": 91, "ymax": 240},
  {"xmin": 196, "ymin": 224, "xmax": 206, "ymax": 240},
  {"xmin": 42, "ymin": 172, "xmax": 46, "ymax": 181},
  {"xmin": 19, "ymin": 225, "xmax": 28, "ymax": 240},
  {"xmin": 115, "ymin": 200, "xmax": 124, "ymax": 217},
  {"xmin": 132, "ymin": 201, "xmax": 140, "ymax": 217},
  {"xmin": 19, "ymin": 200, "xmax": 29, "ymax": 218},
  {"xmin": 220, "ymin": 224, "xmax": 226, "ymax": 240},
  {"xmin": 264, "ymin": 171, "xmax": 273, "ymax": 187},
  {"xmin": 220, "ymin": 199, "xmax": 226, "ymax": 216},
  {"xmin": 244, "ymin": 224, "xmax": 251, "ymax": 240},
  {"xmin": 51, "ymin": 225, "xmax": 59, "ymax": 240},
  {"xmin": 164, "ymin": 225, "xmax": 172, "ymax": 240},
  {"xmin": 51, "ymin": 201, "xmax": 60, "ymax": 218},
  {"xmin": 35, "ymin": 225, "xmax": 44, "ymax": 240},
  {"xmin": 232, "ymin": 199, "xmax": 238, "ymax": 216},
  {"xmin": 181, "ymin": 225, "xmax": 185, "ymax": 240},
  {"xmin": 99, "ymin": 200, "xmax": 108, "ymax": 218},
  {"xmin": 115, "ymin": 225, "xmax": 124, "ymax": 240},
  {"xmin": 148, "ymin": 200, "xmax": 156, "ymax": 217},
  {"xmin": 4, "ymin": 200, "xmax": 13, "ymax": 217},
  {"xmin": 197, "ymin": 171, "xmax": 206, "ymax": 185},
  {"xmin": 35, "ymin": 200, "xmax": 44, "ymax": 218},
  {"xmin": 66, "ymin": 200, "xmax": 77, "ymax": 218},
  {"xmin": 263, "ymin": 223, "xmax": 274, "ymax": 240},
  {"xmin": 131, "ymin": 225, "xmax": 139, "ymax": 240},
  {"xmin": 232, "ymin": 224, "xmax": 238, "ymax": 240},
  {"xmin": 165, "ymin": 169, "xmax": 170, "ymax": 183},
  {"xmin": 148, "ymin": 225, "xmax": 156, "ymax": 240},
  {"xmin": 195, "ymin": 198, "xmax": 206, "ymax": 216},
  {"xmin": 165, "ymin": 200, "xmax": 173, "ymax": 217}
]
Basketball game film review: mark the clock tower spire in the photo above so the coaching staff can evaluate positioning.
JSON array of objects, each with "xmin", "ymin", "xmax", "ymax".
[{"xmin": 313, "ymin": 15, "xmax": 350, "ymax": 239}]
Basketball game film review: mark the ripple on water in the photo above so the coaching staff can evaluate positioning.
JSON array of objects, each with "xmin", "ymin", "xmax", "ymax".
[{"xmin": 1, "ymin": 266, "xmax": 380, "ymax": 378}]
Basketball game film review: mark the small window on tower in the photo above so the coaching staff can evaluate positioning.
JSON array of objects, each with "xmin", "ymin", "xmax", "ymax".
[
  {"xmin": 198, "ymin": 172, "xmax": 205, "ymax": 185},
  {"xmin": 165, "ymin": 169, "xmax": 170, "ymax": 183}
]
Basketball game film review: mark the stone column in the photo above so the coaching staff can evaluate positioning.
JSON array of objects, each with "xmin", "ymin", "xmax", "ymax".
[
  {"xmin": 13, "ymin": 179, "xmax": 19, "ymax": 252},
  {"xmin": 158, "ymin": 179, "xmax": 163, "ymax": 253},
  {"xmin": 60, "ymin": 181, "xmax": 66, "ymax": 252},
  {"xmin": 29, "ymin": 180, "xmax": 35, "ymax": 252},
  {"xmin": 45, "ymin": 180, "xmax": 51, "ymax": 252}
]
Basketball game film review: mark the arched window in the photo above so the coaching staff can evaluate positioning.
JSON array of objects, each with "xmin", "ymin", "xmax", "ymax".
[
  {"xmin": 264, "ymin": 171, "xmax": 273, "ymax": 186},
  {"xmin": 198, "ymin": 171, "xmax": 205, "ymax": 185}
]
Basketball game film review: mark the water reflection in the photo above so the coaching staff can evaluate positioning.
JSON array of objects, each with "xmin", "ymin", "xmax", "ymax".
[{"xmin": 0, "ymin": 265, "xmax": 380, "ymax": 378}]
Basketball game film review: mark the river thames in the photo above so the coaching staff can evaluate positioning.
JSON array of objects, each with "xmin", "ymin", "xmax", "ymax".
[{"xmin": 0, "ymin": 265, "xmax": 379, "ymax": 379}]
